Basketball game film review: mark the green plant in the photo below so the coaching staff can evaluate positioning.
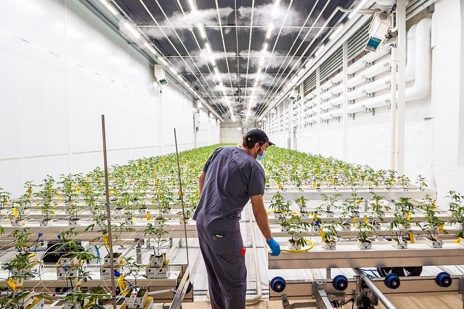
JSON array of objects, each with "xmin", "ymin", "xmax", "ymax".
[
  {"xmin": 144, "ymin": 219, "xmax": 169, "ymax": 256},
  {"xmin": 35, "ymin": 175, "xmax": 57, "ymax": 222},
  {"xmin": 269, "ymin": 192, "xmax": 290, "ymax": 214},
  {"xmin": 419, "ymin": 198, "xmax": 448, "ymax": 241},
  {"xmin": 446, "ymin": 190, "xmax": 462, "ymax": 211},
  {"xmin": 356, "ymin": 221, "xmax": 375, "ymax": 243}
]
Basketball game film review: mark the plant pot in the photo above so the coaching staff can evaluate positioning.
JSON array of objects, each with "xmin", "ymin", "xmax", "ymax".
[
  {"xmin": 281, "ymin": 226, "xmax": 290, "ymax": 232},
  {"xmin": 289, "ymin": 243, "xmax": 302, "ymax": 250},
  {"xmin": 357, "ymin": 239, "xmax": 372, "ymax": 250},
  {"xmin": 326, "ymin": 211, "xmax": 334, "ymax": 218},
  {"xmin": 341, "ymin": 224, "xmax": 351, "ymax": 231},
  {"xmin": 40, "ymin": 218, "xmax": 53, "ymax": 226},
  {"xmin": 69, "ymin": 218, "xmax": 80, "ymax": 227},
  {"xmin": 322, "ymin": 241, "xmax": 336, "ymax": 250},
  {"xmin": 371, "ymin": 222, "xmax": 382, "ymax": 231},
  {"xmin": 312, "ymin": 224, "xmax": 321, "ymax": 232},
  {"xmin": 426, "ymin": 238, "xmax": 443, "ymax": 248},
  {"xmin": 392, "ymin": 238, "xmax": 407, "ymax": 249},
  {"xmin": 11, "ymin": 218, "xmax": 26, "ymax": 227}
]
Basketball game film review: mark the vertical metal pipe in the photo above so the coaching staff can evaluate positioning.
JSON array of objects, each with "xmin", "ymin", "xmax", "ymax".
[
  {"xmin": 396, "ymin": 1, "xmax": 407, "ymax": 175},
  {"xmin": 173, "ymin": 128, "xmax": 190, "ymax": 267},
  {"xmin": 390, "ymin": 47, "xmax": 398, "ymax": 171},
  {"xmin": 101, "ymin": 115, "xmax": 117, "ymax": 309},
  {"xmin": 342, "ymin": 41, "xmax": 349, "ymax": 161}
]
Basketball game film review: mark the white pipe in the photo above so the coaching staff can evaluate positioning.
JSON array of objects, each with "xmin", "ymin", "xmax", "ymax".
[
  {"xmin": 347, "ymin": 48, "xmax": 390, "ymax": 75},
  {"xmin": 390, "ymin": 47, "xmax": 398, "ymax": 171},
  {"xmin": 347, "ymin": 103, "xmax": 365, "ymax": 114},
  {"xmin": 320, "ymin": 90, "xmax": 334, "ymax": 101},
  {"xmin": 405, "ymin": 24, "xmax": 417, "ymax": 81},
  {"xmin": 320, "ymin": 112, "xmax": 332, "ymax": 120},
  {"xmin": 348, "ymin": 58, "xmax": 391, "ymax": 88},
  {"xmin": 405, "ymin": 18, "xmax": 431, "ymax": 100},
  {"xmin": 361, "ymin": 93, "xmax": 391, "ymax": 109},
  {"xmin": 320, "ymin": 100, "xmax": 333, "ymax": 111},
  {"xmin": 331, "ymin": 108, "xmax": 344, "ymax": 118},
  {"xmin": 329, "ymin": 83, "xmax": 344, "ymax": 96}
]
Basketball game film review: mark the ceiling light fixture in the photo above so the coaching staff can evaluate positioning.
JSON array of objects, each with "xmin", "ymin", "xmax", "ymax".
[
  {"xmin": 197, "ymin": 23, "xmax": 206, "ymax": 38},
  {"xmin": 98, "ymin": 0, "xmax": 118, "ymax": 15},
  {"xmin": 144, "ymin": 42, "xmax": 157, "ymax": 55},
  {"xmin": 205, "ymin": 42, "xmax": 212, "ymax": 54},
  {"xmin": 158, "ymin": 57, "xmax": 167, "ymax": 65},
  {"xmin": 262, "ymin": 43, "xmax": 268, "ymax": 53},
  {"xmin": 315, "ymin": 44, "xmax": 325, "ymax": 57},
  {"xmin": 266, "ymin": 23, "xmax": 274, "ymax": 39},
  {"xmin": 329, "ymin": 24, "xmax": 344, "ymax": 40},
  {"xmin": 188, "ymin": 0, "xmax": 197, "ymax": 12},
  {"xmin": 348, "ymin": 0, "xmax": 369, "ymax": 19},
  {"xmin": 122, "ymin": 21, "xmax": 141, "ymax": 39}
]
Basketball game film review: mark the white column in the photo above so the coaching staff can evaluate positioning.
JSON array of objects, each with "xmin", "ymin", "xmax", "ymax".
[
  {"xmin": 396, "ymin": 0, "xmax": 407, "ymax": 174},
  {"xmin": 288, "ymin": 98, "xmax": 293, "ymax": 149},
  {"xmin": 316, "ymin": 67, "xmax": 321, "ymax": 154},
  {"xmin": 390, "ymin": 47, "xmax": 398, "ymax": 170},
  {"xmin": 158, "ymin": 89, "xmax": 164, "ymax": 155}
]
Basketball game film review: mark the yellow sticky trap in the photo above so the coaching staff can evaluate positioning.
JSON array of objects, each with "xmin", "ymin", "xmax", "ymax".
[
  {"xmin": 312, "ymin": 213, "xmax": 318, "ymax": 221},
  {"xmin": 408, "ymin": 231, "xmax": 415, "ymax": 244},
  {"xmin": 439, "ymin": 224, "xmax": 444, "ymax": 232},
  {"xmin": 157, "ymin": 188, "xmax": 161, "ymax": 195},
  {"xmin": 7, "ymin": 278, "xmax": 16, "ymax": 290},
  {"xmin": 364, "ymin": 215, "xmax": 369, "ymax": 224},
  {"xmin": 313, "ymin": 182, "xmax": 317, "ymax": 188},
  {"xmin": 57, "ymin": 195, "xmax": 61, "ymax": 203},
  {"xmin": 13, "ymin": 208, "xmax": 18, "ymax": 218},
  {"xmin": 369, "ymin": 180, "xmax": 373, "ymax": 187},
  {"xmin": 454, "ymin": 237, "xmax": 461, "ymax": 244},
  {"xmin": 330, "ymin": 178, "xmax": 334, "ymax": 185},
  {"xmin": 146, "ymin": 211, "xmax": 151, "ymax": 221},
  {"xmin": 407, "ymin": 211, "xmax": 412, "ymax": 221},
  {"xmin": 86, "ymin": 175, "xmax": 90, "ymax": 180},
  {"xmin": 103, "ymin": 233, "xmax": 110, "ymax": 247},
  {"xmin": 151, "ymin": 198, "xmax": 155, "ymax": 206},
  {"xmin": 36, "ymin": 200, "xmax": 38, "ymax": 208},
  {"xmin": 319, "ymin": 229, "xmax": 326, "ymax": 242},
  {"xmin": 353, "ymin": 216, "xmax": 357, "ymax": 226},
  {"xmin": 278, "ymin": 184, "xmax": 282, "ymax": 191},
  {"xmin": 356, "ymin": 199, "xmax": 361, "ymax": 205}
]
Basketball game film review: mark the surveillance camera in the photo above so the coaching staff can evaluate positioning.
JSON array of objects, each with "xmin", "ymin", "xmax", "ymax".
[
  {"xmin": 365, "ymin": 11, "xmax": 391, "ymax": 52},
  {"xmin": 288, "ymin": 89, "xmax": 298, "ymax": 100}
]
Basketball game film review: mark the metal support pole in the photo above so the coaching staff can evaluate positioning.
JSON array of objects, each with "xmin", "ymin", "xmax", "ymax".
[
  {"xmin": 173, "ymin": 128, "xmax": 190, "ymax": 267},
  {"xmin": 316, "ymin": 67, "xmax": 321, "ymax": 154},
  {"xmin": 360, "ymin": 274, "xmax": 397, "ymax": 309},
  {"xmin": 101, "ymin": 115, "xmax": 117, "ymax": 309}
]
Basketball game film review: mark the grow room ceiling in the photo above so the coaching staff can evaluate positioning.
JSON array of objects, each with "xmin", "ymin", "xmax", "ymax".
[{"xmin": 86, "ymin": 0, "xmax": 358, "ymax": 123}]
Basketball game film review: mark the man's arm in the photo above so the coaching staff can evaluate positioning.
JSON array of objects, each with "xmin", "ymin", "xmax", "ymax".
[
  {"xmin": 199, "ymin": 171, "xmax": 206, "ymax": 195},
  {"xmin": 250, "ymin": 194, "xmax": 272, "ymax": 240}
]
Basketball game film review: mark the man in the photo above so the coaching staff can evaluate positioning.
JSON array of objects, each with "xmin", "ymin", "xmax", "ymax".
[{"xmin": 193, "ymin": 129, "xmax": 281, "ymax": 309}]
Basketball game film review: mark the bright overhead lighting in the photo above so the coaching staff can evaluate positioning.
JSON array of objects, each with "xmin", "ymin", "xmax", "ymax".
[
  {"xmin": 349, "ymin": 0, "xmax": 369, "ymax": 19},
  {"xmin": 262, "ymin": 43, "xmax": 268, "ymax": 53},
  {"xmin": 197, "ymin": 23, "xmax": 206, "ymax": 38},
  {"xmin": 329, "ymin": 24, "xmax": 344, "ymax": 40},
  {"xmin": 98, "ymin": 0, "xmax": 118, "ymax": 15},
  {"xmin": 315, "ymin": 44, "xmax": 325, "ymax": 57},
  {"xmin": 259, "ymin": 57, "xmax": 265, "ymax": 67},
  {"xmin": 214, "ymin": 67, "xmax": 219, "ymax": 75},
  {"xmin": 158, "ymin": 57, "xmax": 167, "ymax": 65},
  {"xmin": 122, "ymin": 21, "xmax": 141, "ymax": 39},
  {"xmin": 205, "ymin": 42, "xmax": 212, "ymax": 54},
  {"xmin": 144, "ymin": 42, "xmax": 157, "ymax": 55},
  {"xmin": 188, "ymin": 0, "xmax": 197, "ymax": 11},
  {"xmin": 266, "ymin": 23, "xmax": 274, "ymax": 39}
]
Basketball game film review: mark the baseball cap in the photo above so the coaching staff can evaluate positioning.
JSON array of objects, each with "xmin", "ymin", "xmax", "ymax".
[{"xmin": 245, "ymin": 129, "xmax": 275, "ymax": 146}]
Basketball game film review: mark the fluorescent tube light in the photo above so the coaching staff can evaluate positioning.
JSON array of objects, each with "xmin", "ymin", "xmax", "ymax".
[
  {"xmin": 349, "ymin": 0, "xmax": 369, "ymax": 19},
  {"xmin": 98, "ymin": 0, "xmax": 118, "ymax": 15},
  {"xmin": 315, "ymin": 44, "xmax": 325, "ymax": 56},
  {"xmin": 197, "ymin": 23, "xmax": 206, "ymax": 38},
  {"xmin": 122, "ymin": 21, "xmax": 141, "ymax": 39},
  {"xmin": 329, "ymin": 24, "xmax": 344, "ymax": 40}
]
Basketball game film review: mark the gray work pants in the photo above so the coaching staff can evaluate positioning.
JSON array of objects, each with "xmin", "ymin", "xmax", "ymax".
[{"xmin": 197, "ymin": 223, "xmax": 246, "ymax": 309}]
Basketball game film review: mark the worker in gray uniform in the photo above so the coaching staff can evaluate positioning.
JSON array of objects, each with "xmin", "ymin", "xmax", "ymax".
[{"xmin": 193, "ymin": 129, "xmax": 281, "ymax": 309}]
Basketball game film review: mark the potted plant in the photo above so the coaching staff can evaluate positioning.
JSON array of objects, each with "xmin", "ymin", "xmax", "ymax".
[
  {"xmin": 419, "ymin": 200, "xmax": 447, "ymax": 248},
  {"xmin": 321, "ymin": 221, "xmax": 340, "ymax": 250},
  {"xmin": 269, "ymin": 192, "xmax": 290, "ymax": 219},
  {"xmin": 369, "ymin": 193, "xmax": 389, "ymax": 230},
  {"xmin": 35, "ymin": 175, "xmax": 57, "ymax": 226},
  {"xmin": 389, "ymin": 210, "xmax": 412, "ymax": 249},
  {"xmin": 356, "ymin": 221, "xmax": 375, "ymax": 250},
  {"xmin": 448, "ymin": 191, "xmax": 464, "ymax": 239},
  {"xmin": 294, "ymin": 196, "xmax": 309, "ymax": 217},
  {"xmin": 446, "ymin": 190, "xmax": 462, "ymax": 213}
]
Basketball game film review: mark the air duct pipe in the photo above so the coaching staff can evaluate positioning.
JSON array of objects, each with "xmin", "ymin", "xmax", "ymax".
[{"xmin": 348, "ymin": 20, "xmax": 429, "ymax": 111}]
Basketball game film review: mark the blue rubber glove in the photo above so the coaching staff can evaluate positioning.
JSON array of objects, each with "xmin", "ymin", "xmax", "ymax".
[{"xmin": 266, "ymin": 238, "xmax": 281, "ymax": 256}]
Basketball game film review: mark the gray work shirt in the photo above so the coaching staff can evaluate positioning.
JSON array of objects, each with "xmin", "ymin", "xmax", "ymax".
[{"xmin": 193, "ymin": 146, "xmax": 265, "ymax": 230}]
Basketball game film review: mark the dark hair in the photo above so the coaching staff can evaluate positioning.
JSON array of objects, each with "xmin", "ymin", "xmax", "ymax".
[{"xmin": 242, "ymin": 136, "xmax": 264, "ymax": 149}]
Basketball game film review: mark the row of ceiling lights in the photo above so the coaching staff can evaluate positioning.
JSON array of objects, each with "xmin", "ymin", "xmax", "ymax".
[{"xmin": 97, "ymin": 0, "xmax": 224, "ymax": 123}]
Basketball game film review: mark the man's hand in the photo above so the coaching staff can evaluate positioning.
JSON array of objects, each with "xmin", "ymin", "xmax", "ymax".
[{"xmin": 266, "ymin": 238, "xmax": 281, "ymax": 256}]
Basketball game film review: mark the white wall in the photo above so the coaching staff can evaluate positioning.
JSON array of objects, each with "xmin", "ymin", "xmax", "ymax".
[
  {"xmin": 430, "ymin": 0, "xmax": 464, "ymax": 204},
  {"xmin": 265, "ymin": 0, "xmax": 463, "ymax": 205},
  {"xmin": 0, "ymin": 0, "xmax": 219, "ymax": 197}
]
